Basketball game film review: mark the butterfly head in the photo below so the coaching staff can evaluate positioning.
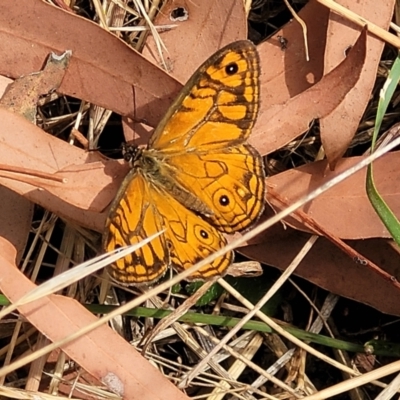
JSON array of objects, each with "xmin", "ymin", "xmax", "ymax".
[{"xmin": 121, "ymin": 143, "xmax": 142, "ymax": 165}]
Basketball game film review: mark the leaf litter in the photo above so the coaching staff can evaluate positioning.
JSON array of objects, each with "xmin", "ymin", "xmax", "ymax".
[{"xmin": 1, "ymin": 0, "xmax": 400, "ymax": 399}]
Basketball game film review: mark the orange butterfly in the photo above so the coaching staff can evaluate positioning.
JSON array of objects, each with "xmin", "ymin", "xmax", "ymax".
[{"xmin": 103, "ymin": 40, "xmax": 265, "ymax": 285}]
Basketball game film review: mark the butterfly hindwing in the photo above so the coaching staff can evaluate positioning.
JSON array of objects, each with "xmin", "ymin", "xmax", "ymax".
[
  {"xmin": 160, "ymin": 144, "xmax": 265, "ymax": 233},
  {"xmin": 159, "ymin": 185, "xmax": 233, "ymax": 280},
  {"xmin": 103, "ymin": 170, "xmax": 233, "ymax": 284}
]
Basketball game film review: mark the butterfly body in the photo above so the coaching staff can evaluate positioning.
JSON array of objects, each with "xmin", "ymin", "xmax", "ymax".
[{"xmin": 104, "ymin": 40, "xmax": 265, "ymax": 285}]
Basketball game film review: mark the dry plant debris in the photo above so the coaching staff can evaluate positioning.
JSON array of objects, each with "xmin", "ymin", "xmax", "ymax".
[{"xmin": 0, "ymin": 0, "xmax": 400, "ymax": 399}]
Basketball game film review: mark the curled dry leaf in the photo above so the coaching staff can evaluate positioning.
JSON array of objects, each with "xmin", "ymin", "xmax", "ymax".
[
  {"xmin": 251, "ymin": 27, "xmax": 367, "ymax": 155},
  {"xmin": 320, "ymin": 0, "xmax": 396, "ymax": 168},
  {"xmin": 0, "ymin": 51, "xmax": 71, "ymax": 122},
  {"xmin": 256, "ymin": 1, "xmax": 329, "ymax": 112},
  {"xmin": 0, "ymin": 245, "xmax": 190, "ymax": 400},
  {"xmin": 0, "ymin": 1, "xmax": 348, "ymax": 234}
]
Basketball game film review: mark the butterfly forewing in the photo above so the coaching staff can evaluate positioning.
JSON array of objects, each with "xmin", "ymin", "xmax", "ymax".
[{"xmin": 149, "ymin": 40, "xmax": 259, "ymax": 152}]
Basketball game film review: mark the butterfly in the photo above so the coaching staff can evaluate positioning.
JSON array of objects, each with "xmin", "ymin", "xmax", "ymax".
[{"xmin": 103, "ymin": 40, "xmax": 265, "ymax": 285}]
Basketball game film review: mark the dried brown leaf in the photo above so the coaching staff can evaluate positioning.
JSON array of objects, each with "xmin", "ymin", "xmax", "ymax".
[
  {"xmin": 266, "ymin": 151, "xmax": 400, "ymax": 239},
  {"xmin": 0, "ymin": 51, "xmax": 70, "ymax": 122},
  {"xmin": 320, "ymin": 0, "xmax": 395, "ymax": 168},
  {"xmin": 0, "ymin": 108, "xmax": 108, "ymax": 231},
  {"xmin": 0, "ymin": 0, "xmax": 181, "ymax": 126},
  {"xmin": 238, "ymin": 206, "xmax": 400, "ymax": 315},
  {"xmin": 0, "ymin": 187, "xmax": 32, "ymax": 263},
  {"xmin": 252, "ymin": 27, "xmax": 367, "ymax": 155},
  {"xmin": 242, "ymin": 224, "xmax": 400, "ymax": 315},
  {"xmin": 256, "ymin": 1, "xmax": 329, "ymax": 111},
  {"xmin": 0, "ymin": 241, "xmax": 190, "ymax": 400}
]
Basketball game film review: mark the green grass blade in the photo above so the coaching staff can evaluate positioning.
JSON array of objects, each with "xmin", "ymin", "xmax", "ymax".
[{"xmin": 366, "ymin": 53, "xmax": 400, "ymax": 245}]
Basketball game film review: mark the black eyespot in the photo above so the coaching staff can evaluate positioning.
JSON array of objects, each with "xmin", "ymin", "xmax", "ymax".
[
  {"xmin": 200, "ymin": 229, "xmax": 209, "ymax": 239},
  {"xmin": 219, "ymin": 195, "xmax": 230, "ymax": 206},
  {"xmin": 225, "ymin": 62, "xmax": 238, "ymax": 75}
]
